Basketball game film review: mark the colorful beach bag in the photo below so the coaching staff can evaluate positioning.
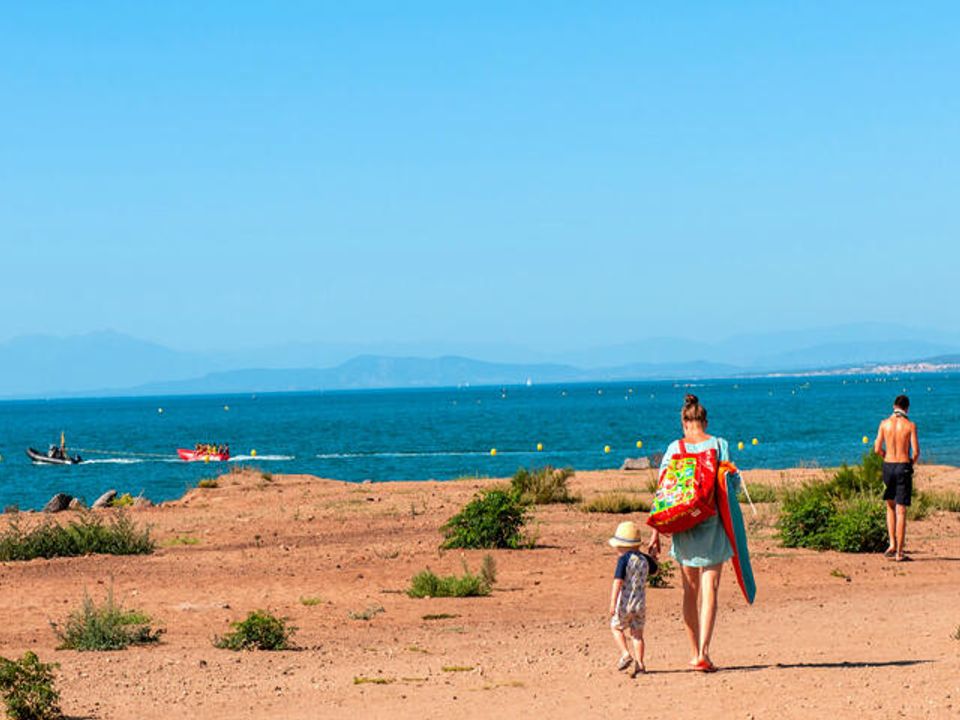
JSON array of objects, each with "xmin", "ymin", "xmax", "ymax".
[{"xmin": 646, "ymin": 439, "xmax": 719, "ymax": 534}]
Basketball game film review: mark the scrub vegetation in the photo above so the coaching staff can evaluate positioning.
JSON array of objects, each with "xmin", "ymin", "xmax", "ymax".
[
  {"xmin": 53, "ymin": 589, "xmax": 162, "ymax": 651},
  {"xmin": 407, "ymin": 556, "xmax": 497, "ymax": 598},
  {"xmin": 510, "ymin": 466, "xmax": 579, "ymax": 504},
  {"xmin": 0, "ymin": 512, "xmax": 154, "ymax": 561},
  {"xmin": 0, "ymin": 652, "xmax": 62, "ymax": 720}
]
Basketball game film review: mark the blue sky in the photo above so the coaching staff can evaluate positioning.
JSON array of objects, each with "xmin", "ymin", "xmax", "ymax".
[{"xmin": 1, "ymin": 2, "xmax": 957, "ymax": 352}]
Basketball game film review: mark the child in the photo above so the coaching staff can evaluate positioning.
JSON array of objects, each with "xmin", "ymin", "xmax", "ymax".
[{"xmin": 608, "ymin": 520, "xmax": 658, "ymax": 677}]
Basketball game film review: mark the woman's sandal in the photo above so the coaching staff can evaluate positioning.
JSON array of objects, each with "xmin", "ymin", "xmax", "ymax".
[
  {"xmin": 693, "ymin": 659, "xmax": 718, "ymax": 673},
  {"xmin": 630, "ymin": 661, "xmax": 646, "ymax": 678}
]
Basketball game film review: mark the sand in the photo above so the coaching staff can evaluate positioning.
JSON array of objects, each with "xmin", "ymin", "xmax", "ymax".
[{"xmin": 1, "ymin": 464, "xmax": 958, "ymax": 719}]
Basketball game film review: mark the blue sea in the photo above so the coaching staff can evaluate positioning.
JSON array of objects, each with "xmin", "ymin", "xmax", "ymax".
[{"xmin": 1, "ymin": 374, "xmax": 956, "ymax": 510}]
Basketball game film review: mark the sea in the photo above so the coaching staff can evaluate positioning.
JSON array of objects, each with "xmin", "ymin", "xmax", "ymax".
[{"xmin": 1, "ymin": 374, "xmax": 956, "ymax": 510}]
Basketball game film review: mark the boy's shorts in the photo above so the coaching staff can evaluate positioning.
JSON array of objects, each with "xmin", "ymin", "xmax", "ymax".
[
  {"xmin": 611, "ymin": 608, "xmax": 645, "ymax": 633},
  {"xmin": 882, "ymin": 462, "xmax": 913, "ymax": 506}
]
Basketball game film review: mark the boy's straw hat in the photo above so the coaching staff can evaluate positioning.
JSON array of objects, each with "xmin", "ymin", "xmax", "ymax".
[{"xmin": 609, "ymin": 521, "xmax": 643, "ymax": 548}]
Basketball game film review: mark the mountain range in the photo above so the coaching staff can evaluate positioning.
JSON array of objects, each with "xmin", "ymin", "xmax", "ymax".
[{"xmin": 1, "ymin": 323, "xmax": 957, "ymax": 398}]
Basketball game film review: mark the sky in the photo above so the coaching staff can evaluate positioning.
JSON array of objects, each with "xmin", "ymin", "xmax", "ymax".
[{"xmin": 1, "ymin": 2, "xmax": 957, "ymax": 353}]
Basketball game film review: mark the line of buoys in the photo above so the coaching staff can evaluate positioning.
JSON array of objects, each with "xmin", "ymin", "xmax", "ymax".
[
  {"xmin": 536, "ymin": 442, "xmax": 543, "ymax": 452},
  {"xmin": 603, "ymin": 445, "xmax": 611, "ymax": 454}
]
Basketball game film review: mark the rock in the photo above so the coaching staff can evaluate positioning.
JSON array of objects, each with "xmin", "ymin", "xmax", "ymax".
[
  {"xmin": 68, "ymin": 497, "xmax": 86, "ymax": 511},
  {"xmin": 620, "ymin": 456, "xmax": 651, "ymax": 471},
  {"xmin": 132, "ymin": 497, "xmax": 154, "ymax": 509},
  {"xmin": 43, "ymin": 493, "xmax": 73, "ymax": 513},
  {"xmin": 92, "ymin": 490, "xmax": 117, "ymax": 509}
]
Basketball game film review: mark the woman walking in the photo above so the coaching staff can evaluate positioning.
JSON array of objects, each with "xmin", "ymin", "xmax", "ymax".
[{"xmin": 647, "ymin": 394, "xmax": 737, "ymax": 673}]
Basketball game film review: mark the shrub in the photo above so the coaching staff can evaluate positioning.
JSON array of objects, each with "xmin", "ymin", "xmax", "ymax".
[
  {"xmin": 581, "ymin": 493, "xmax": 650, "ymax": 514},
  {"xmin": 0, "ymin": 513, "xmax": 154, "ymax": 561},
  {"xmin": 197, "ymin": 479, "xmax": 219, "ymax": 489},
  {"xmin": 825, "ymin": 497, "xmax": 887, "ymax": 553},
  {"xmin": 510, "ymin": 466, "xmax": 579, "ymax": 504},
  {"xmin": 441, "ymin": 489, "xmax": 529, "ymax": 549},
  {"xmin": 647, "ymin": 559, "xmax": 674, "ymax": 588},
  {"xmin": 920, "ymin": 490, "xmax": 960, "ymax": 513},
  {"xmin": 779, "ymin": 483, "xmax": 835, "ymax": 550},
  {"xmin": 54, "ymin": 589, "xmax": 162, "ymax": 651},
  {"xmin": 407, "ymin": 556, "xmax": 496, "ymax": 598},
  {"xmin": 214, "ymin": 611, "xmax": 296, "ymax": 650},
  {"xmin": 110, "ymin": 493, "xmax": 135, "ymax": 508},
  {"xmin": 348, "ymin": 605, "xmax": 385, "ymax": 621},
  {"xmin": 0, "ymin": 652, "xmax": 62, "ymax": 720},
  {"xmin": 830, "ymin": 452, "xmax": 884, "ymax": 497}
]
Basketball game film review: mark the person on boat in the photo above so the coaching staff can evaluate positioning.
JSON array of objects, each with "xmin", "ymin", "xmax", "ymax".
[
  {"xmin": 647, "ymin": 394, "xmax": 737, "ymax": 673},
  {"xmin": 874, "ymin": 394, "xmax": 920, "ymax": 562}
]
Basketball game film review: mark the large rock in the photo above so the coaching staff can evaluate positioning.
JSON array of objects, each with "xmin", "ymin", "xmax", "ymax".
[
  {"xmin": 68, "ymin": 497, "xmax": 86, "ymax": 511},
  {"xmin": 620, "ymin": 456, "xmax": 651, "ymax": 471},
  {"xmin": 92, "ymin": 490, "xmax": 118, "ymax": 509},
  {"xmin": 43, "ymin": 493, "xmax": 73, "ymax": 513}
]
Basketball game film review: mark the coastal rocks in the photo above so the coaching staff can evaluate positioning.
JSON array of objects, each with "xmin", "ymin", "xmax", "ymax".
[
  {"xmin": 68, "ymin": 497, "xmax": 86, "ymax": 511},
  {"xmin": 93, "ymin": 490, "xmax": 118, "ymax": 509},
  {"xmin": 43, "ymin": 493, "xmax": 73, "ymax": 513},
  {"xmin": 620, "ymin": 457, "xmax": 651, "ymax": 471},
  {"xmin": 132, "ymin": 497, "xmax": 154, "ymax": 509}
]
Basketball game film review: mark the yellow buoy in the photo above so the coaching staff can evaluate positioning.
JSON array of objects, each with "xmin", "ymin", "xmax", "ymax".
[
  {"xmin": 635, "ymin": 440, "xmax": 643, "ymax": 449},
  {"xmin": 536, "ymin": 442, "xmax": 543, "ymax": 452},
  {"xmin": 737, "ymin": 441, "xmax": 745, "ymax": 451},
  {"xmin": 862, "ymin": 435, "xmax": 869, "ymax": 444},
  {"xmin": 490, "ymin": 448, "xmax": 497, "ymax": 456},
  {"xmin": 603, "ymin": 445, "xmax": 611, "ymax": 454},
  {"xmin": 751, "ymin": 438, "xmax": 759, "ymax": 446},
  {"xmin": 250, "ymin": 449, "xmax": 257, "ymax": 457},
  {"xmin": 203, "ymin": 455, "xmax": 210, "ymax": 463}
]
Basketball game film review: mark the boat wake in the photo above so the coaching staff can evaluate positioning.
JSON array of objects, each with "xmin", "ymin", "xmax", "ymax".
[{"xmin": 228, "ymin": 454, "xmax": 294, "ymax": 462}]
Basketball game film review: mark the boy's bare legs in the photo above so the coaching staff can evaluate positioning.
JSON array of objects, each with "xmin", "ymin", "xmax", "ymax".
[
  {"xmin": 895, "ymin": 504, "xmax": 908, "ymax": 560},
  {"xmin": 697, "ymin": 564, "xmax": 723, "ymax": 664},
  {"xmin": 611, "ymin": 625, "xmax": 630, "ymax": 665},
  {"xmin": 680, "ymin": 565, "xmax": 701, "ymax": 664},
  {"xmin": 885, "ymin": 500, "xmax": 897, "ymax": 555},
  {"xmin": 625, "ymin": 627, "xmax": 645, "ymax": 675}
]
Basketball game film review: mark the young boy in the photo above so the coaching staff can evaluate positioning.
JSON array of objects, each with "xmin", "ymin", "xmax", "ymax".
[{"xmin": 608, "ymin": 520, "xmax": 658, "ymax": 677}]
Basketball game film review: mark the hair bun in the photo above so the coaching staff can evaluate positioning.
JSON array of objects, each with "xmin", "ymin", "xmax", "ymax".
[{"xmin": 684, "ymin": 394, "xmax": 699, "ymax": 406}]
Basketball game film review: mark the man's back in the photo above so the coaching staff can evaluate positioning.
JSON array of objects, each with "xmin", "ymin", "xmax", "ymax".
[{"xmin": 877, "ymin": 414, "xmax": 917, "ymax": 463}]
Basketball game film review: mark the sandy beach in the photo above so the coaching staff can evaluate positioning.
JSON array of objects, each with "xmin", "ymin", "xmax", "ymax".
[{"xmin": 1, "ymin": 465, "xmax": 958, "ymax": 719}]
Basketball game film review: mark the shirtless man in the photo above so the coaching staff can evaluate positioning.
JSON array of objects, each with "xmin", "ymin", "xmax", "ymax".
[{"xmin": 873, "ymin": 395, "xmax": 919, "ymax": 562}]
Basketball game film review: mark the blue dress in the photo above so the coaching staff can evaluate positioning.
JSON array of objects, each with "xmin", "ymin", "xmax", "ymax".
[{"xmin": 660, "ymin": 437, "xmax": 737, "ymax": 568}]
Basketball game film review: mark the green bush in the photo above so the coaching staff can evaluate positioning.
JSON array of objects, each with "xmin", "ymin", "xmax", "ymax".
[
  {"xmin": 581, "ymin": 493, "xmax": 650, "ymax": 514},
  {"xmin": 0, "ymin": 512, "xmax": 154, "ymax": 561},
  {"xmin": 54, "ymin": 589, "xmax": 162, "ymax": 651},
  {"xmin": 407, "ymin": 556, "xmax": 496, "ymax": 598},
  {"xmin": 647, "ymin": 559, "xmax": 674, "ymax": 589},
  {"xmin": 441, "ymin": 489, "xmax": 529, "ymax": 549},
  {"xmin": 778, "ymin": 453, "xmax": 890, "ymax": 553},
  {"xmin": 0, "ymin": 652, "xmax": 62, "ymax": 720},
  {"xmin": 214, "ymin": 611, "xmax": 296, "ymax": 651},
  {"xmin": 510, "ymin": 466, "xmax": 579, "ymax": 504},
  {"xmin": 738, "ymin": 483, "xmax": 779, "ymax": 504}
]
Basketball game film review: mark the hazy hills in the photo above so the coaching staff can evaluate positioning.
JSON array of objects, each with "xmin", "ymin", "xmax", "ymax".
[{"xmin": 0, "ymin": 323, "xmax": 957, "ymax": 398}]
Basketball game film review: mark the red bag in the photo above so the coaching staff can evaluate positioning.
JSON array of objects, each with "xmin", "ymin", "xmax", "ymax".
[{"xmin": 646, "ymin": 439, "xmax": 719, "ymax": 534}]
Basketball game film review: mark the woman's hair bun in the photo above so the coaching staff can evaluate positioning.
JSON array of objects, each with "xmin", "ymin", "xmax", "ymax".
[{"xmin": 684, "ymin": 394, "xmax": 699, "ymax": 407}]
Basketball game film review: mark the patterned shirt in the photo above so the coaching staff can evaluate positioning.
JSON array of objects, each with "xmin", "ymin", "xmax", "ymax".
[{"xmin": 613, "ymin": 551, "xmax": 657, "ymax": 614}]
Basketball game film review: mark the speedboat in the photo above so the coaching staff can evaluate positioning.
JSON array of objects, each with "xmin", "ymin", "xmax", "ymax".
[{"xmin": 26, "ymin": 447, "xmax": 82, "ymax": 465}]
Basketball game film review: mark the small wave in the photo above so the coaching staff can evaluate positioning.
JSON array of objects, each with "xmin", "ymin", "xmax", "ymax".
[
  {"xmin": 82, "ymin": 458, "xmax": 145, "ymax": 465},
  {"xmin": 315, "ymin": 450, "xmax": 548, "ymax": 459},
  {"xmin": 228, "ymin": 454, "xmax": 294, "ymax": 462}
]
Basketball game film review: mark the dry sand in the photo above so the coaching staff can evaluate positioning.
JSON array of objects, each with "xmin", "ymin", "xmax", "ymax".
[{"xmin": 1, "ymin": 465, "xmax": 958, "ymax": 719}]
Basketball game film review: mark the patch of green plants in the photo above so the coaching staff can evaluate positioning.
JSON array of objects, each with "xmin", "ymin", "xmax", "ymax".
[
  {"xmin": 510, "ymin": 466, "xmax": 579, "ymax": 504},
  {"xmin": 906, "ymin": 492, "xmax": 932, "ymax": 521},
  {"xmin": 407, "ymin": 555, "xmax": 496, "ymax": 598},
  {"xmin": 53, "ymin": 588, "xmax": 162, "ymax": 651},
  {"xmin": 441, "ymin": 665, "xmax": 474, "ymax": 672},
  {"xmin": 299, "ymin": 596, "xmax": 324, "ymax": 607},
  {"xmin": 163, "ymin": 535, "xmax": 200, "ymax": 547},
  {"xmin": 647, "ymin": 559, "xmax": 674, "ymax": 588},
  {"xmin": 197, "ymin": 478, "xmax": 219, "ymax": 489},
  {"xmin": 0, "ymin": 512, "xmax": 154, "ymax": 561},
  {"xmin": 214, "ymin": 610, "xmax": 296, "ymax": 651},
  {"xmin": 260, "ymin": 472, "xmax": 273, "ymax": 483},
  {"xmin": 738, "ymin": 483, "xmax": 779, "ymax": 504},
  {"xmin": 778, "ymin": 453, "xmax": 888, "ymax": 553},
  {"xmin": 918, "ymin": 490, "xmax": 960, "ymax": 513},
  {"xmin": 353, "ymin": 676, "xmax": 393, "ymax": 685},
  {"xmin": 441, "ymin": 488, "xmax": 529, "ymax": 549},
  {"xmin": 581, "ymin": 493, "xmax": 650, "ymax": 514},
  {"xmin": 0, "ymin": 651, "xmax": 62, "ymax": 720},
  {"xmin": 421, "ymin": 613, "xmax": 460, "ymax": 621},
  {"xmin": 110, "ymin": 493, "xmax": 135, "ymax": 508},
  {"xmin": 348, "ymin": 605, "xmax": 385, "ymax": 621}
]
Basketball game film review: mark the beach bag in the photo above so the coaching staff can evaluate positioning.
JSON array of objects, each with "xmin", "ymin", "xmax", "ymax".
[{"xmin": 646, "ymin": 439, "xmax": 718, "ymax": 534}]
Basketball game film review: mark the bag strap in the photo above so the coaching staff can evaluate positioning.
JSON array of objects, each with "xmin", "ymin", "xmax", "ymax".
[{"xmin": 678, "ymin": 439, "xmax": 686, "ymax": 453}]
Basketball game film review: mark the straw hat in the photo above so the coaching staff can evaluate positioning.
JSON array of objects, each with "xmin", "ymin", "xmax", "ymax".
[{"xmin": 608, "ymin": 521, "xmax": 643, "ymax": 548}]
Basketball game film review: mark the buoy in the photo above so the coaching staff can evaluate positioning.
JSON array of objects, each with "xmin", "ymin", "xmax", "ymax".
[
  {"xmin": 536, "ymin": 442, "xmax": 543, "ymax": 452},
  {"xmin": 204, "ymin": 455, "xmax": 210, "ymax": 463},
  {"xmin": 862, "ymin": 435, "xmax": 869, "ymax": 444},
  {"xmin": 250, "ymin": 449, "xmax": 257, "ymax": 457},
  {"xmin": 751, "ymin": 438, "xmax": 759, "ymax": 446},
  {"xmin": 157, "ymin": 408, "xmax": 164, "ymax": 414},
  {"xmin": 224, "ymin": 405, "xmax": 230, "ymax": 411},
  {"xmin": 737, "ymin": 441, "xmax": 745, "ymax": 451},
  {"xmin": 490, "ymin": 448, "xmax": 497, "ymax": 456},
  {"xmin": 635, "ymin": 440, "xmax": 643, "ymax": 449},
  {"xmin": 604, "ymin": 445, "xmax": 611, "ymax": 454}
]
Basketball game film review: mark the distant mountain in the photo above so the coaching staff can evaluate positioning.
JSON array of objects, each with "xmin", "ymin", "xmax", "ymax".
[{"xmin": 1, "ymin": 324, "xmax": 958, "ymax": 398}]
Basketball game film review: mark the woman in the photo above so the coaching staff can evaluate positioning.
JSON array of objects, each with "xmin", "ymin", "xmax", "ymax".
[{"xmin": 648, "ymin": 394, "xmax": 736, "ymax": 673}]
